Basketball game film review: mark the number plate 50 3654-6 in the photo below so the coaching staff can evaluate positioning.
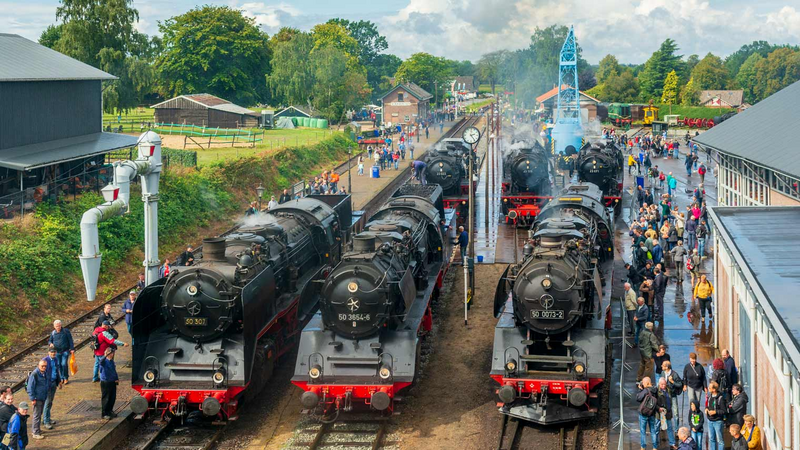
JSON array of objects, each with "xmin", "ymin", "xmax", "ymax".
[{"xmin": 531, "ymin": 310, "xmax": 564, "ymax": 319}]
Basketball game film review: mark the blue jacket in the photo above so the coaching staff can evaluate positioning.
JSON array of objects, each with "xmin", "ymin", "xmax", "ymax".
[
  {"xmin": 48, "ymin": 328, "xmax": 74, "ymax": 353},
  {"xmin": 43, "ymin": 355, "xmax": 61, "ymax": 386},
  {"xmin": 26, "ymin": 369, "xmax": 49, "ymax": 401},
  {"xmin": 122, "ymin": 299, "xmax": 135, "ymax": 325},
  {"xmin": 651, "ymin": 244, "xmax": 663, "ymax": 264},
  {"xmin": 99, "ymin": 357, "xmax": 118, "ymax": 382},
  {"xmin": 458, "ymin": 231, "xmax": 469, "ymax": 248},
  {"xmin": 6, "ymin": 412, "xmax": 27, "ymax": 450}
]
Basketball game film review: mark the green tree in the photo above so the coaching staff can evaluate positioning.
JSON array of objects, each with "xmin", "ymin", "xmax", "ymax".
[
  {"xmin": 638, "ymin": 39, "xmax": 685, "ymax": 101},
  {"xmin": 395, "ymin": 52, "xmax": 452, "ymax": 105},
  {"xmin": 725, "ymin": 41, "xmax": 778, "ymax": 78},
  {"xmin": 38, "ymin": 24, "xmax": 63, "ymax": 49},
  {"xmin": 311, "ymin": 22, "xmax": 360, "ymax": 70},
  {"xmin": 595, "ymin": 54, "xmax": 621, "ymax": 85},
  {"xmin": 735, "ymin": 53, "xmax": 763, "ymax": 103},
  {"xmin": 752, "ymin": 47, "xmax": 800, "ymax": 101},
  {"xmin": 603, "ymin": 69, "xmax": 639, "ymax": 102},
  {"xmin": 685, "ymin": 54, "xmax": 700, "ymax": 74},
  {"xmin": 267, "ymin": 32, "xmax": 315, "ymax": 106},
  {"xmin": 661, "ymin": 70, "xmax": 678, "ymax": 107},
  {"xmin": 680, "ymin": 77, "xmax": 699, "ymax": 105},
  {"xmin": 50, "ymin": 0, "xmax": 154, "ymax": 112},
  {"xmin": 326, "ymin": 19, "xmax": 387, "ymax": 67},
  {"xmin": 370, "ymin": 54, "xmax": 402, "ymax": 96},
  {"xmin": 477, "ymin": 50, "xmax": 507, "ymax": 95},
  {"xmin": 156, "ymin": 6, "xmax": 270, "ymax": 107},
  {"xmin": 691, "ymin": 53, "xmax": 729, "ymax": 90}
]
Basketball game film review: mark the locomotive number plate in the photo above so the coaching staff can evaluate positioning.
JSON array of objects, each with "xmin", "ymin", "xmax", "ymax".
[
  {"xmin": 531, "ymin": 310, "xmax": 564, "ymax": 319},
  {"xmin": 185, "ymin": 317, "xmax": 208, "ymax": 326}
]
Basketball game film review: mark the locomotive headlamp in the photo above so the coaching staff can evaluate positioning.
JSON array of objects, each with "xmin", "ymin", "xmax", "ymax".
[
  {"xmin": 592, "ymin": 160, "xmax": 596, "ymax": 165},
  {"xmin": 541, "ymin": 278, "xmax": 552, "ymax": 289},
  {"xmin": 379, "ymin": 366, "xmax": 392, "ymax": 380},
  {"xmin": 347, "ymin": 282, "xmax": 359, "ymax": 293},
  {"xmin": 439, "ymin": 162, "xmax": 444, "ymax": 167},
  {"xmin": 505, "ymin": 359, "xmax": 517, "ymax": 374},
  {"xmin": 212, "ymin": 369, "xmax": 226, "ymax": 385},
  {"xmin": 309, "ymin": 365, "xmax": 322, "ymax": 379},
  {"xmin": 573, "ymin": 362, "xmax": 586, "ymax": 377},
  {"xmin": 187, "ymin": 285, "xmax": 199, "ymax": 296},
  {"xmin": 143, "ymin": 369, "xmax": 158, "ymax": 384}
]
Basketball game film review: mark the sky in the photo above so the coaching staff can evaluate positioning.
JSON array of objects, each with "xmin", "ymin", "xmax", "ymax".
[{"xmin": 3, "ymin": 0, "xmax": 800, "ymax": 64}]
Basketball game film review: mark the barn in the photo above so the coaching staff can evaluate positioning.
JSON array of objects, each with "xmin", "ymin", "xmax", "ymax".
[{"xmin": 151, "ymin": 94, "xmax": 259, "ymax": 129}]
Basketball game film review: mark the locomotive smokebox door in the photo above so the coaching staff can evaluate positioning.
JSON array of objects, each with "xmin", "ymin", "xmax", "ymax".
[{"xmin": 494, "ymin": 265, "xmax": 511, "ymax": 318}]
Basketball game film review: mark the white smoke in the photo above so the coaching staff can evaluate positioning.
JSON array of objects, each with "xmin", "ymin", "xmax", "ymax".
[{"xmin": 237, "ymin": 211, "xmax": 279, "ymax": 228}]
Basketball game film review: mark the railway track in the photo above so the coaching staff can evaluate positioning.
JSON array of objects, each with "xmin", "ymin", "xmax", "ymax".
[
  {"xmin": 0, "ymin": 148, "xmax": 367, "ymax": 393},
  {"xmin": 496, "ymin": 415, "xmax": 580, "ymax": 450},
  {"xmin": 291, "ymin": 416, "xmax": 393, "ymax": 450},
  {"xmin": 138, "ymin": 420, "xmax": 226, "ymax": 450}
]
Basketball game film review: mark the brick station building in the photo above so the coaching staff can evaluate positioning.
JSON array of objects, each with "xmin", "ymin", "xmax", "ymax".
[
  {"xmin": 379, "ymin": 82, "xmax": 432, "ymax": 126},
  {"xmin": 699, "ymin": 80, "xmax": 800, "ymax": 449}
]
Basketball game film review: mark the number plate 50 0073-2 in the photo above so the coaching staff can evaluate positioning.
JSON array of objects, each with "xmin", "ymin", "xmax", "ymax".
[{"xmin": 531, "ymin": 310, "xmax": 564, "ymax": 319}]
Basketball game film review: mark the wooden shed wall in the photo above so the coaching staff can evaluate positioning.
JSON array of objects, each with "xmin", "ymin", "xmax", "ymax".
[{"xmin": 0, "ymin": 80, "xmax": 101, "ymax": 150}]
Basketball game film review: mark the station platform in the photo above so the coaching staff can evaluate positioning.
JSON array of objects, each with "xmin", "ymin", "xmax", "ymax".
[
  {"xmin": 609, "ymin": 144, "xmax": 720, "ymax": 449},
  {"xmin": 11, "ymin": 120, "xmax": 464, "ymax": 450},
  {"xmin": 20, "ymin": 320, "xmax": 135, "ymax": 450}
]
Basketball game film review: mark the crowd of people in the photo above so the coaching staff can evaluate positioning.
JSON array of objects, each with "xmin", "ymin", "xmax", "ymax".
[{"xmin": 623, "ymin": 132, "xmax": 761, "ymax": 450}]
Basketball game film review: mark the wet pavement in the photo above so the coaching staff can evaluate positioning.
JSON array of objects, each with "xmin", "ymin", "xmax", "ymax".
[{"xmin": 609, "ymin": 135, "xmax": 720, "ymax": 450}]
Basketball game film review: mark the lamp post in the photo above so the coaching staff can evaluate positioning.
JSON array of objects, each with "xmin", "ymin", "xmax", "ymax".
[
  {"xmin": 348, "ymin": 147, "xmax": 352, "ymax": 194},
  {"xmin": 256, "ymin": 184, "xmax": 265, "ymax": 211}
]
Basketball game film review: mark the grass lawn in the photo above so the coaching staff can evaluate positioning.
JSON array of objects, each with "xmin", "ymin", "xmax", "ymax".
[
  {"xmin": 183, "ymin": 128, "xmax": 342, "ymax": 166},
  {"xmin": 478, "ymin": 84, "xmax": 504, "ymax": 94}
]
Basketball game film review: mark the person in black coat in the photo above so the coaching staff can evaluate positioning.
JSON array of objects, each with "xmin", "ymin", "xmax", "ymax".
[
  {"xmin": 179, "ymin": 246, "xmax": 195, "ymax": 266},
  {"xmin": 727, "ymin": 384, "xmax": 748, "ymax": 427},
  {"xmin": 279, "ymin": 189, "xmax": 291, "ymax": 204},
  {"xmin": 625, "ymin": 263, "xmax": 642, "ymax": 293},
  {"xmin": 682, "ymin": 352, "xmax": 707, "ymax": 404},
  {"xmin": 652, "ymin": 268, "xmax": 668, "ymax": 321},
  {"xmin": 94, "ymin": 303, "xmax": 115, "ymax": 328}
]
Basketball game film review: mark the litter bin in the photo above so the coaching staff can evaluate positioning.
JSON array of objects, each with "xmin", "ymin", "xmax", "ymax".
[
  {"xmin": 636, "ymin": 175, "xmax": 645, "ymax": 189},
  {"xmin": 371, "ymin": 165, "xmax": 380, "ymax": 178}
]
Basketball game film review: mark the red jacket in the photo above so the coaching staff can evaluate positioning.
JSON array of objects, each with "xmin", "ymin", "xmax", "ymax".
[{"xmin": 93, "ymin": 326, "xmax": 118, "ymax": 356}]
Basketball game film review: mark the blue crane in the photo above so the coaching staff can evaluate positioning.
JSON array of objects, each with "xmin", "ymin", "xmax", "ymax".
[{"xmin": 551, "ymin": 26, "xmax": 583, "ymax": 156}]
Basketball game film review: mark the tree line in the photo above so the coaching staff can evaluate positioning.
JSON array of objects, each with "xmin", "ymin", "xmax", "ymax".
[{"xmin": 39, "ymin": 2, "xmax": 800, "ymax": 118}]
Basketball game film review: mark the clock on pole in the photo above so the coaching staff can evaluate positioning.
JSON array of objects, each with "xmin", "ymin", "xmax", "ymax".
[{"xmin": 462, "ymin": 126, "xmax": 480, "ymax": 144}]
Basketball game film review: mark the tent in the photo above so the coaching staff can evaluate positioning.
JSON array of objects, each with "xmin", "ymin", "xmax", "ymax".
[{"xmin": 276, "ymin": 117, "xmax": 295, "ymax": 129}]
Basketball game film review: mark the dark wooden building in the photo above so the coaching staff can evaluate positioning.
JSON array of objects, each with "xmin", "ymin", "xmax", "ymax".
[
  {"xmin": 0, "ymin": 33, "xmax": 138, "ymax": 216},
  {"xmin": 151, "ymin": 94, "xmax": 259, "ymax": 129}
]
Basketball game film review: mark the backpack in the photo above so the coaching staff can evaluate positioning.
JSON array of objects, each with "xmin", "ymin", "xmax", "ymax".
[
  {"xmin": 659, "ymin": 173, "xmax": 666, "ymax": 181},
  {"xmin": 698, "ymin": 165, "xmax": 706, "ymax": 175},
  {"xmin": 89, "ymin": 331, "xmax": 100, "ymax": 351},
  {"xmin": 687, "ymin": 259, "xmax": 695, "ymax": 271},
  {"xmin": 639, "ymin": 389, "xmax": 657, "ymax": 416}
]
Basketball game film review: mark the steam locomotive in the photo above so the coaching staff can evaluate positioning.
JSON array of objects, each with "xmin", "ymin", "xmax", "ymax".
[
  {"xmin": 501, "ymin": 140, "xmax": 553, "ymax": 226},
  {"xmin": 491, "ymin": 183, "xmax": 613, "ymax": 424},
  {"xmin": 128, "ymin": 195, "xmax": 352, "ymax": 420},
  {"xmin": 575, "ymin": 141, "xmax": 624, "ymax": 209},
  {"xmin": 292, "ymin": 184, "xmax": 456, "ymax": 418},
  {"xmin": 422, "ymin": 138, "xmax": 476, "ymax": 225}
]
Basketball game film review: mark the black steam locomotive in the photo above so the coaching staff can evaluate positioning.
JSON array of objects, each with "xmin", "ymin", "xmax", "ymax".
[
  {"xmin": 422, "ymin": 138, "xmax": 476, "ymax": 196},
  {"xmin": 292, "ymin": 184, "xmax": 456, "ymax": 418},
  {"xmin": 575, "ymin": 141, "xmax": 624, "ymax": 208},
  {"xmin": 491, "ymin": 183, "xmax": 613, "ymax": 424},
  {"xmin": 501, "ymin": 140, "xmax": 553, "ymax": 226},
  {"xmin": 129, "ymin": 195, "xmax": 351, "ymax": 420}
]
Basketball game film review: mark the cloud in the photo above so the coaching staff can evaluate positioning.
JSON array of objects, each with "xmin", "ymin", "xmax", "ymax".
[
  {"xmin": 401, "ymin": 12, "xmax": 445, "ymax": 35},
  {"xmin": 0, "ymin": 3, "xmax": 57, "ymax": 41},
  {"xmin": 238, "ymin": 2, "xmax": 302, "ymax": 32}
]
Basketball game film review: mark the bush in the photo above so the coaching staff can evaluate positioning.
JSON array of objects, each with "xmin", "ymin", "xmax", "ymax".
[{"xmin": 654, "ymin": 104, "xmax": 736, "ymax": 120}]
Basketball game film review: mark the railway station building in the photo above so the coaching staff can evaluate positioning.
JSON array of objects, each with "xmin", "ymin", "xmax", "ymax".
[
  {"xmin": 379, "ymin": 82, "xmax": 432, "ymax": 126},
  {"xmin": 701, "ymin": 80, "xmax": 800, "ymax": 450},
  {"xmin": 535, "ymin": 85, "xmax": 600, "ymax": 122},
  {"xmin": 0, "ymin": 33, "xmax": 138, "ymax": 219}
]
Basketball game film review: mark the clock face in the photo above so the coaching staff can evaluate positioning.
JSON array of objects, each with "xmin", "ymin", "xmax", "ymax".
[{"xmin": 463, "ymin": 126, "xmax": 481, "ymax": 144}]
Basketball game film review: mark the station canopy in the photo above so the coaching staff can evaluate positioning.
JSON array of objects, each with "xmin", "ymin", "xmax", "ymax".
[{"xmin": 0, "ymin": 132, "xmax": 139, "ymax": 171}]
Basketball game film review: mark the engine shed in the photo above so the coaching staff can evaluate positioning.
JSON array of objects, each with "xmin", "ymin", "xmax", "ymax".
[{"xmin": 151, "ymin": 94, "xmax": 259, "ymax": 129}]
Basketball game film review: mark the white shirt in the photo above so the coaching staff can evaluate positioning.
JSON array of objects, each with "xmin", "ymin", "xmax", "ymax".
[{"xmin": 267, "ymin": 200, "xmax": 278, "ymax": 210}]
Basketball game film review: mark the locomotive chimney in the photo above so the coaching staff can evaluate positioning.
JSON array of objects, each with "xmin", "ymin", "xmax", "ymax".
[
  {"xmin": 353, "ymin": 236, "xmax": 376, "ymax": 253},
  {"xmin": 203, "ymin": 237, "xmax": 227, "ymax": 261}
]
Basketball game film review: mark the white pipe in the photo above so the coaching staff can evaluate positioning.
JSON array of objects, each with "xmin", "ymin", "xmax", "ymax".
[{"xmin": 79, "ymin": 131, "xmax": 162, "ymax": 301}]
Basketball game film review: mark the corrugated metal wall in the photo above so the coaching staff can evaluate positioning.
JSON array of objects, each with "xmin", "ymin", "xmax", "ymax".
[{"xmin": 0, "ymin": 80, "xmax": 101, "ymax": 150}]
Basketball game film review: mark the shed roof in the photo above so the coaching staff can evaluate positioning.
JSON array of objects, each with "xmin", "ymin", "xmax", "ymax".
[
  {"xmin": 0, "ymin": 34, "xmax": 114, "ymax": 82},
  {"xmin": 536, "ymin": 85, "xmax": 600, "ymax": 104},
  {"xmin": 693, "ymin": 80, "xmax": 800, "ymax": 179},
  {"xmin": 453, "ymin": 76, "xmax": 476, "ymax": 92},
  {"xmin": 379, "ymin": 83, "xmax": 432, "ymax": 102},
  {"xmin": 275, "ymin": 105, "xmax": 320, "ymax": 118},
  {"xmin": 710, "ymin": 206, "xmax": 800, "ymax": 368},
  {"xmin": 151, "ymin": 94, "xmax": 256, "ymax": 115},
  {"xmin": 698, "ymin": 90, "xmax": 744, "ymax": 107},
  {"xmin": 0, "ymin": 132, "xmax": 138, "ymax": 171}
]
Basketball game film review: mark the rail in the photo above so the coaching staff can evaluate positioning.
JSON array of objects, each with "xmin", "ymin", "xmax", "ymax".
[{"xmin": 297, "ymin": 417, "xmax": 390, "ymax": 450}]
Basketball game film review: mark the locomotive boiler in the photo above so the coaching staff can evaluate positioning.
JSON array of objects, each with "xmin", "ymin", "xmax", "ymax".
[
  {"xmin": 575, "ymin": 141, "xmax": 624, "ymax": 208},
  {"xmin": 292, "ymin": 184, "xmax": 456, "ymax": 418},
  {"xmin": 504, "ymin": 141, "xmax": 551, "ymax": 195},
  {"xmin": 129, "ymin": 195, "xmax": 351, "ymax": 420},
  {"xmin": 491, "ymin": 183, "xmax": 614, "ymax": 424}
]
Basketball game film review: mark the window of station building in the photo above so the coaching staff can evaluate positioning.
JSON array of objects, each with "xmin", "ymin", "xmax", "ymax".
[{"xmin": 397, "ymin": 92, "xmax": 404, "ymax": 102}]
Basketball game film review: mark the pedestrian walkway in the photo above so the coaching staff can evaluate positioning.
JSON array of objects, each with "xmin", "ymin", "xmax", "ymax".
[
  {"xmin": 18, "ymin": 319, "xmax": 134, "ymax": 450},
  {"xmin": 609, "ymin": 141, "xmax": 720, "ymax": 450}
]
